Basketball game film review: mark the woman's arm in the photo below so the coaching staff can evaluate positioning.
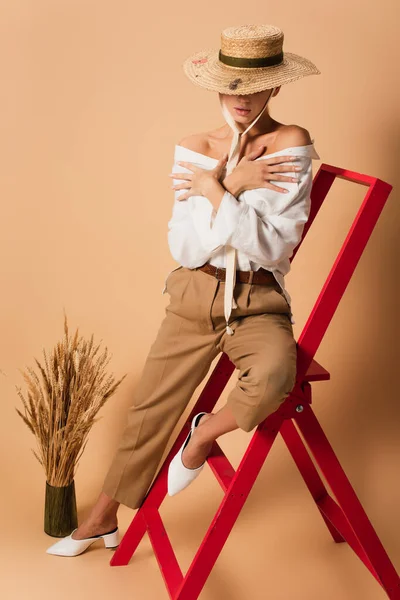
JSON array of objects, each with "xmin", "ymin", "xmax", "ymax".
[
  {"xmin": 167, "ymin": 127, "xmax": 315, "ymax": 268},
  {"xmin": 167, "ymin": 190, "xmax": 224, "ymax": 267},
  {"xmin": 211, "ymin": 160, "xmax": 313, "ymax": 266},
  {"xmin": 167, "ymin": 156, "xmax": 313, "ymax": 268},
  {"xmin": 167, "ymin": 152, "xmax": 231, "ymax": 267}
]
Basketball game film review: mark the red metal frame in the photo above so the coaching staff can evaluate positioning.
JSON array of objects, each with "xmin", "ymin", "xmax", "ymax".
[{"xmin": 109, "ymin": 162, "xmax": 399, "ymax": 599}]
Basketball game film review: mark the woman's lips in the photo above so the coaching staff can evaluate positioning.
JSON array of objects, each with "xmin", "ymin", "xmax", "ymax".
[{"xmin": 234, "ymin": 107, "xmax": 251, "ymax": 115}]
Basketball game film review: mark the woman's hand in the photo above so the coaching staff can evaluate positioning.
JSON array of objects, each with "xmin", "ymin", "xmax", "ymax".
[
  {"xmin": 224, "ymin": 146, "xmax": 302, "ymax": 195},
  {"xmin": 169, "ymin": 154, "xmax": 228, "ymax": 201}
]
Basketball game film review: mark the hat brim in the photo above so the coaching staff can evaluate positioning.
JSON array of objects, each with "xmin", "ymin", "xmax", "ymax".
[{"xmin": 183, "ymin": 48, "xmax": 321, "ymax": 94}]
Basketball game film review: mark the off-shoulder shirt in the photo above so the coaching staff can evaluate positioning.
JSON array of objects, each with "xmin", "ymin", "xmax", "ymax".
[{"xmin": 163, "ymin": 141, "xmax": 320, "ymax": 325}]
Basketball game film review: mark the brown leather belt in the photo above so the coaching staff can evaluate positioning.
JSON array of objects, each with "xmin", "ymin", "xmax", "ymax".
[{"xmin": 195, "ymin": 262, "xmax": 277, "ymax": 285}]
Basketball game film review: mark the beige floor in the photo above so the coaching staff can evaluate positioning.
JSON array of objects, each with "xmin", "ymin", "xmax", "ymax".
[{"xmin": 3, "ymin": 413, "xmax": 398, "ymax": 600}]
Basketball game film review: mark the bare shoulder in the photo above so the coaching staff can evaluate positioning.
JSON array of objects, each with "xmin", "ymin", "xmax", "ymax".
[
  {"xmin": 176, "ymin": 132, "xmax": 210, "ymax": 155},
  {"xmin": 274, "ymin": 124, "xmax": 313, "ymax": 151}
]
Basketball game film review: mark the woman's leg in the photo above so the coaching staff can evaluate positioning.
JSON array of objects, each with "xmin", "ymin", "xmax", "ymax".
[
  {"xmin": 73, "ymin": 403, "xmax": 239, "ymax": 538},
  {"xmin": 71, "ymin": 493, "xmax": 120, "ymax": 539},
  {"xmin": 181, "ymin": 276, "xmax": 297, "ymax": 466},
  {"xmin": 73, "ymin": 269, "xmax": 220, "ymax": 538},
  {"xmin": 181, "ymin": 404, "xmax": 239, "ymax": 468},
  {"xmin": 220, "ymin": 311, "xmax": 297, "ymax": 433}
]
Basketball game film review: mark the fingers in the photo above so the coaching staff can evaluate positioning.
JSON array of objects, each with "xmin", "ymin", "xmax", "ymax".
[
  {"xmin": 269, "ymin": 163, "xmax": 302, "ymax": 172},
  {"xmin": 248, "ymin": 145, "xmax": 266, "ymax": 158},
  {"xmin": 265, "ymin": 173, "xmax": 299, "ymax": 183},
  {"xmin": 168, "ymin": 172, "xmax": 193, "ymax": 181},
  {"xmin": 262, "ymin": 157, "xmax": 302, "ymax": 192},
  {"xmin": 216, "ymin": 153, "xmax": 229, "ymax": 167},
  {"xmin": 176, "ymin": 161, "xmax": 196, "ymax": 170},
  {"xmin": 274, "ymin": 165, "xmax": 302, "ymax": 172},
  {"xmin": 262, "ymin": 157, "xmax": 302, "ymax": 183},
  {"xmin": 268, "ymin": 155, "xmax": 298, "ymax": 163},
  {"xmin": 212, "ymin": 153, "xmax": 229, "ymax": 177},
  {"xmin": 264, "ymin": 182, "xmax": 291, "ymax": 194},
  {"xmin": 171, "ymin": 182, "xmax": 191, "ymax": 191},
  {"xmin": 238, "ymin": 145, "xmax": 266, "ymax": 161}
]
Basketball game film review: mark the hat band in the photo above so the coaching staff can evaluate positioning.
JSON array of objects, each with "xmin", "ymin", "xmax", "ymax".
[{"xmin": 218, "ymin": 50, "xmax": 284, "ymax": 68}]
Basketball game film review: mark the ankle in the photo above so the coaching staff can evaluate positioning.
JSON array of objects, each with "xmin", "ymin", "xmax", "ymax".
[
  {"xmin": 195, "ymin": 413, "xmax": 214, "ymax": 445},
  {"xmin": 86, "ymin": 513, "xmax": 118, "ymax": 528},
  {"xmin": 193, "ymin": 427, "xmax": 214, "ymax": 449}
]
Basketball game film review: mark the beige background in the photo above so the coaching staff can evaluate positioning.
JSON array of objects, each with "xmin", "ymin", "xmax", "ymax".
[{"xmin": 1, "ymin": 1, "xmax": 399, "ymax": 598}]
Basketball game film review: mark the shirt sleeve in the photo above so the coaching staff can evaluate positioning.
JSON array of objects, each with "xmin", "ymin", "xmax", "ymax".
[
  {"xmin": 167, "ymin": 162, "xmax": 227, "ymax": 267},
  {"xmin": 210, "ymin": 154, "xmax": 313, "ymax": 266}
]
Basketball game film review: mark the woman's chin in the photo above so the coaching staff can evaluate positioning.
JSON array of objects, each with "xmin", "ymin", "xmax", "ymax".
[{"xmin": 232, "ymin": 113, "xmax": 252, "ymax": 123}]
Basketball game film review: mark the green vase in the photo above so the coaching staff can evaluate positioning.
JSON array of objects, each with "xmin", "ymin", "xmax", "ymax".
[{"xmin": 44, "ymin": 480, "xmax": 78, "ymax": 537}]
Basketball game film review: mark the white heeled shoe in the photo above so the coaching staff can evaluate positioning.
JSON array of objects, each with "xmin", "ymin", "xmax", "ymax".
[
  {"xmin": 46, "ymin": 525, "xmax": 119, "ymax": 556},
  {"xmin": 168, "ymin": 411, "xmax": 209, "ymax": 496}
]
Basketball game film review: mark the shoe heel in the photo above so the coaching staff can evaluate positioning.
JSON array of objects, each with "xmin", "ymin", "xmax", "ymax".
[{"xmin": 103, "ymin": 528, "xmax": 119, "ymax": 549}]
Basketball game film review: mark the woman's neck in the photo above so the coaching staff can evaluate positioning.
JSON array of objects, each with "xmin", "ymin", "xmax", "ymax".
[{"xmin": 222, "ymin": 113, "xmax": 281, "ymax": 140}]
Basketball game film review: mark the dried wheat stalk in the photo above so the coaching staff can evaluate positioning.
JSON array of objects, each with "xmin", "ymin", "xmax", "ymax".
[{"xmin": 15, "ymin": 312, "xmax": 127, "ymax": 487}]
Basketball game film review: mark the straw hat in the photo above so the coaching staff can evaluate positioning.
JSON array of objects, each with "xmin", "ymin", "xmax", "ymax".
[{"xmin": 183, "ymin": 24, "xmax": 320, "ymax": 95}]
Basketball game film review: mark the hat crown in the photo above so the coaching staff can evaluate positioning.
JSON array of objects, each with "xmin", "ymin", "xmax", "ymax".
[{"xmin": 220, "ymin": 24, "xmax": 284, "ymax": 59}]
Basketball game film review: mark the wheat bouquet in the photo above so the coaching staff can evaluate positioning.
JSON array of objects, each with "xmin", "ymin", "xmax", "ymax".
[{"xmin": 15, "ymin": 313, "xmax": 127, "ymax": 537}]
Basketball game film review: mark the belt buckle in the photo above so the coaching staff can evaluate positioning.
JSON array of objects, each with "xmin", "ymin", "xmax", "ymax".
[{"xmin": 215, "ymin": 266, "xmax": 225, "ymax": 281}]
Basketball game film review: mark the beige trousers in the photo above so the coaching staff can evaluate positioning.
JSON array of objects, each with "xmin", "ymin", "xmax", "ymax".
[{"xmin": 101, "ymin": 266, "xmax": 297, "ymax": 509}]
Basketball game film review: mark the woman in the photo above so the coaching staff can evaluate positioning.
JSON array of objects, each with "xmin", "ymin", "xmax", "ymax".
[{"xmin": 46, "ymin": 23, "xmax": 321, "ymax": 557}]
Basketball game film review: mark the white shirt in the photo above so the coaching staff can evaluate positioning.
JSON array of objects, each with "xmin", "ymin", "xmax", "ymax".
[{"xmin": 163, "ymin": 141, "xmax": 320, "ymax": 325}]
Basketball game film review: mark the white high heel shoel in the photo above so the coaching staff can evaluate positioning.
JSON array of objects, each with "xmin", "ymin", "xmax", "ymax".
[{"xmin": 218, "ymin": 88, "xmax": 276, "ymax": 335}]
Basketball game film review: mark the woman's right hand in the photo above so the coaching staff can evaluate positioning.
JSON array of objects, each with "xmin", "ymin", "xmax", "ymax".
[{"xmin": 223, "ymin": 145, "xmax": 302, "ymax": 195}]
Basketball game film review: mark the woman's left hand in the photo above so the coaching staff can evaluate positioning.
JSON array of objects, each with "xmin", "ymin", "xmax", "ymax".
[{"xmin": 169, "ymin": 154, "xmax": 228, "ymax": 201}]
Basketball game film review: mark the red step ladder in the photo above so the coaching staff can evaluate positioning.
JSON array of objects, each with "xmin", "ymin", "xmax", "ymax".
[{"xmin": 110, "ymin": 162, "xmax": 399, "ymax": 599}]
